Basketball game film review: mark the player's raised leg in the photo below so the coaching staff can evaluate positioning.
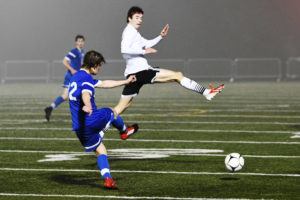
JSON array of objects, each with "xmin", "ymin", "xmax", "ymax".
[
  {"xmin": 155, "ymin": 68, "xmax": 224, "ymax": 101},
  {"xmin": 95, "ymin": 142, "xmax": 118, "ymax": 190},
  {"xmin": 44, "ymin": 88, "xmax": 69, "ymax": 121},
  {"xmin": 114, "ymin": 96, "xmax": 133, "ymax": 115}
]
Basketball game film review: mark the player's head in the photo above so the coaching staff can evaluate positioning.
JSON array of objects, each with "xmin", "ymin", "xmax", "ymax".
[
  {"xmin": 127, "ymin": 6, "xmax": 143, "ymax": 29},
  {"xmin": 82, "ymin": 50, "xmax": 106, "ymax": 75},
  {"xmin": 75, "ymin": 35, "xmax": 85, "ymax": 50}
]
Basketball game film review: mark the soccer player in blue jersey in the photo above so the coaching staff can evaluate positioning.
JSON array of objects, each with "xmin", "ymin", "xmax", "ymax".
[
  {"xmin": 69, "ymin": 50, "xmax": 138, "ymax": 189},
  {"xmin": 44, "ymin": 35, "xmax": 85, "ymax": 121}
]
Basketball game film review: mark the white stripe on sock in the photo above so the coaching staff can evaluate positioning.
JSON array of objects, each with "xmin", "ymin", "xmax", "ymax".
[{"xmin": 100, "ymin": 168, "xmax": 110, "ymax": 176}]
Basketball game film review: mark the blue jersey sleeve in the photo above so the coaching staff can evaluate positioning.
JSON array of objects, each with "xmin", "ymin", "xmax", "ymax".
[
  {"xmin": 82, "ymin": 78, "xmax": 95, "ymax": 96},
  {"xmin": 93, "ymin": 79, "xmax": 102, "ymax": 87},
  {"xmin": 65, "ymin": 48, "xmax": 77, "ymax": 62}
]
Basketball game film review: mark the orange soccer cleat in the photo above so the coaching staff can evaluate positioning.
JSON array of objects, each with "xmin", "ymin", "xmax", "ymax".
[
  {"xmin": 205, "ymin": 84, "xmax": 225, "ymax": 101},
  {"xmin": 120, "ymin": 124, "xmax": 139, "ymax": 140},
  {"xmin": 104, "ymin": 177, "xmax": 119, "ymax": 190}
]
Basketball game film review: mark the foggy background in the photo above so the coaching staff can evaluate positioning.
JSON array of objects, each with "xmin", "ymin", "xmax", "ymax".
[{"xmin": 1, "ymin": 0, "xmax": 300, "ymax": 81}]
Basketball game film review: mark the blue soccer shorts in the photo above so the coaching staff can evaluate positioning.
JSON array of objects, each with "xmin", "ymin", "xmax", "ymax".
[
  {"xmin": 63, "ymin": 71, "xmax": 72, "ymax": 88},
  {"xmin": 75, "ymin": 108, "xmax": 114, "ymax": 152}
]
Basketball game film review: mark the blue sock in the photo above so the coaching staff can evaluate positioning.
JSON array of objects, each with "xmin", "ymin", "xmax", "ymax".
[
  {"xmin": 51, "ymin": 96, "xmax": 65, "ymax": 109},
  {"xmin": 112, "ymin": 115, "xmax": 127, "ymax": 133},
  {"xmin": 97, "ymin": 154, "xmax": 112, "ymax": 179}
]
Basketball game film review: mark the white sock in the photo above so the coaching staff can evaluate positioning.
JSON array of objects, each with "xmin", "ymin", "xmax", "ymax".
[
  {"xmin": 180, "ymin": 77, "xmax": 206, "ymax": 95},
  {"xmin": 203, "ymin": 89, "xmax": 211, "ymax": 96}
]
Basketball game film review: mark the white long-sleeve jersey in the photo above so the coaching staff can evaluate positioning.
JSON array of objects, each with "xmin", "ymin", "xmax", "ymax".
[{"xmin": 121, "ymin": 24, "xmax": 162, "ymax": 76}]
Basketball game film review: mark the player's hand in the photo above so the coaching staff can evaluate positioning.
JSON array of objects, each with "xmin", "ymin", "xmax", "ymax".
[
  {"xmin": 126, "ymin": 75, "xmax": 136, "ymax": 84},
  {"xmin": 145, "ymin": 48, "xmax": 157, "ymax": 54},
  {"xmin": 160, "ymin": 24, "xmax": 169, "ymax": 37},
  {"xmin": 71, "ymin": 69, "xmax": 78, "ymax": 75},
  {"xmin": 82, "ymin": 105, "xmax": 93, "ymax": 116}
]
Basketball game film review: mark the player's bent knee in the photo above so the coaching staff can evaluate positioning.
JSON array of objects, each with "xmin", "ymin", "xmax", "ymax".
[
  {"xmin": 95, "ymin": 143, "xmax": 107, "ymax": 156},
  {"xmin": 61, "ymin": 94, "xmax": 68, "ymax": 100},
  {"xmin": 174, "ymin": 71, "xmax": 184, "ymax": 82},
  {"xmin": 110, "ymin": 108, "xmax": 118, "ymax": 119}
]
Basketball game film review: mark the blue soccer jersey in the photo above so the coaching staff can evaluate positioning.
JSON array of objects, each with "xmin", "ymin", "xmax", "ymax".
[
  {"xmin": 68, "ymin": 70, "xmax": 101, "ymax": 131},
  {"xmin": 65, "ymin": 48, "xmax": 84, "ymax": 71},
  {"xmin": 63, "ymin": 48, "xmax": 84, "ymax": 88}
]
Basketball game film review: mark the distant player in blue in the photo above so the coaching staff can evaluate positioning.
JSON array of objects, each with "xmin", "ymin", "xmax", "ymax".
[
  {"xmin": 44, "ymin": 35, "xmax": 85, "ymax": 121},
  {"xmin": 69, "ymin": 50, "xmax": 138, "ymax": 189}
]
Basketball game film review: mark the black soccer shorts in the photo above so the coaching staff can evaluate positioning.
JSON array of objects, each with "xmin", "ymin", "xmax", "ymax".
[{"xmin": 122, "ymin": 68, "xmax": 160, "ymax": 97}]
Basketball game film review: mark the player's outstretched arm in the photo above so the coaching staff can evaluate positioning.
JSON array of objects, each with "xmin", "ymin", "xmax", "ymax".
[
  {"xmin": 96, "ymin": 75, "xmax": 136, "ymax": 89},
  {"xmin": 143, "ymin": 24, "xmax": 169, "ymax": 54}
]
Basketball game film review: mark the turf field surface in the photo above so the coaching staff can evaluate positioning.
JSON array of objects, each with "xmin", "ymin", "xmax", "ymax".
[{"xmin": 0, "ymin": 82, "xmax": 299, "ymax": 200}]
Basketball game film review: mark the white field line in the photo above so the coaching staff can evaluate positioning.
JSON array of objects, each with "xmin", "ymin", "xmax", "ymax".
[
  {"xmin": 0, "ymin": 167, "xmax": 299, "ymax": 178},
  {"xmin": 291, "ymin": 132, "xmax": 300, "ymax": 139},
  {"xmin": 1, "ymin": 98, "xmax": 300, "ymax": 104},
  {"xmin": 1, "ymin": 106, "xmax": 300, "ymax": 113},
  {"xmin": 0, "ymin": 150, "xmax": 299, "ymax": 159},
  {"xmin": 1, "ymin": 137, "xmax": 299, "ymax": 145},
  {"xmin": 0, "ymin": 193, "xmax": 264, "ymax": 200},
  {"xmin": 123, "ymin": 114, "xmax": 300, "ymax": 119},
  {"xmin": 1, "ymin": 119, "xmax": 300, "ymax": 126},
  {"xmin": 0, "ymin": 127, "xmax": 297, "ymax": 134},
  {"xmin": 1, "ymin": 112, "xmax": 300, "ymax": 119}
]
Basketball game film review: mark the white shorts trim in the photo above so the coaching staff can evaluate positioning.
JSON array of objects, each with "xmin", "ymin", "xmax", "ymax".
[
  {"xmin": 121, "ymin": 93, "xmax": 137, "ymax": 98},
  {"xmin": 85, "ymin": 137, "xmax": 101, "ymax": 150}
]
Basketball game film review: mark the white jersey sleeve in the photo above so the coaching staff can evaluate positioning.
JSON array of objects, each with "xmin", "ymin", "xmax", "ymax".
[{"xmin": 142, "ymin": 35, "xmax": 162, "ymax": 48}]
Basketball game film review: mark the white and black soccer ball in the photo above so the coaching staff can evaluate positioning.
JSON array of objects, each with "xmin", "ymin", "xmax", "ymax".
[{"xmin": 224, "ymin": 153, "xmax": 245, "ymax": 172}]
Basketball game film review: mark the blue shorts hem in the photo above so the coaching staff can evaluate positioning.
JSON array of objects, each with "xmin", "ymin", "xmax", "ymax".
[{"xmin": 84, "ymin": 136, "xmax": 103, "ymax": 152}]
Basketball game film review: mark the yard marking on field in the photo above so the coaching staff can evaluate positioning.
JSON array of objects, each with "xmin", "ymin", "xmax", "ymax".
[
  {"xmin": 1, "ymin": 137, "xmax": 300, "ymax": 145},
  {"xmin": 0, "ymin": 168, "xmax": 299, "ymax": 178},
  {"xmin": 0, "ymin": 193, "xmax": 264, "ymax": 200},
  {"xmin": 3, "ymin": 106, "xmax": 300, "ymax": 113},
  {"xmin": 291, "ymin": 132, "xmax": 300, "ymax": 139},
  {"xmin": 1, "ymin": 112, "xmax": 300, "ymax": 119},
  {"xmin": 123, "ymin": 114, "xmax": 300, "ymax": 119},
  {"xmin": 0, "ymin": 149, "xmax": 299, "ymax": 159},
  {"xmin": 0, "ymin": 127, "xmax": 298, "ymax": 134},
  {"xmin": 37, "ymin": 149, "xmax": 224, "ymax": 162},
  {"xmin": 1, "ymin": 119, "xmax": 300, "ymax": 126}
]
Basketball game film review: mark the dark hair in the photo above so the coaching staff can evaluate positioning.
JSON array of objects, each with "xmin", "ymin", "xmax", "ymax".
[
  {"xmin": 127, "ymin": 6, "xmax": 144, "ymax": 23},
  {"xmin": 82, "ymin": 50, "xmax": 105, "ymax": 69},
  {"xmin": 75, "ymin": 35, "xmax": 85, "ymax": 42}
]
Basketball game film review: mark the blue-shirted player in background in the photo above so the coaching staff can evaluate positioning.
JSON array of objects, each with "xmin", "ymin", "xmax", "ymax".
[
  {"xmin": 68, "ymin": 50, "xmax": 138, "ymax": 189},
  {"xmin": 45, "ymin": 35, "xmax": 85, "ymax": 121}
]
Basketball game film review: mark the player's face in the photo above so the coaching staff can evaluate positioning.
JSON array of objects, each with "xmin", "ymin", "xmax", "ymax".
[
  {"xmin": 90, "ymin": 65, "xmax": 101, "ymax": 75},
  {"xmin": 128, "ymin": 13, "xmax": 143, "ymax": 29},
  {"xmin": 76, "ymin": 38, "xmax": 85, "ymax": 50}
]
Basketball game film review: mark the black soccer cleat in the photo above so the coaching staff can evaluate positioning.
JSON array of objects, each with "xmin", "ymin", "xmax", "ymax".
[{"xmin": 44, "ymin": 106, "xmax": 53, "ymax": 122}]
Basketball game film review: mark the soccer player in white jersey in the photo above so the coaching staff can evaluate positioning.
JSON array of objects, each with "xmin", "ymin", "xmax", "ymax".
[
  {"xmin": 114, "ymin": 6, "xmax": 224, "ymax": 115},
  {"xmin": 44, "ymin": 35, "xmax": 85, "ymax": 121},
  {"xmin": 68, "ymin": 50, "xmax": 138, "ymax": 189}
]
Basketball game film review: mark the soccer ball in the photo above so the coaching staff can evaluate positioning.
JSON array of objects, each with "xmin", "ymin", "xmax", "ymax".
[{"xmin": 225, "ymin": 153, "xmax": 245, "ymax": 172}]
